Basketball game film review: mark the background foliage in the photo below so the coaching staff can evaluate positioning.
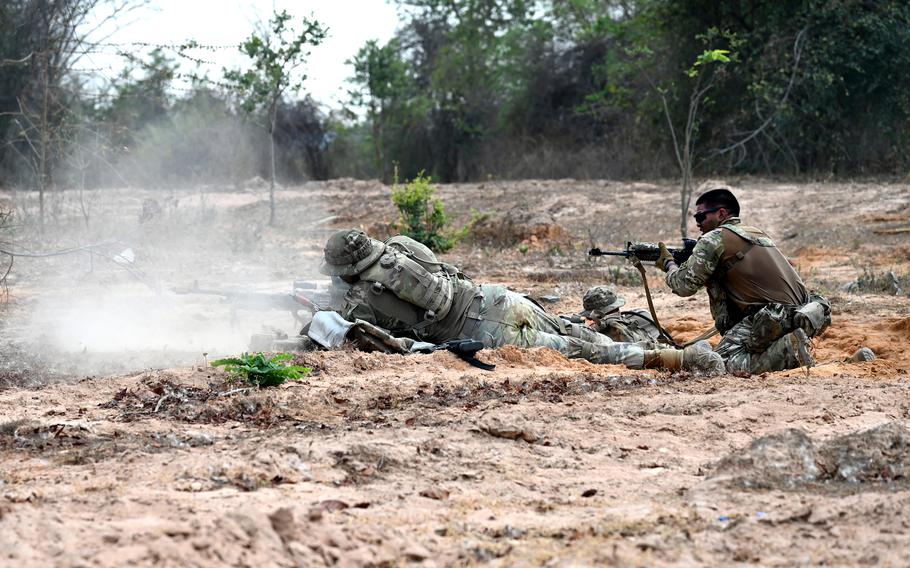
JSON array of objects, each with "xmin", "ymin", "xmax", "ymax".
[{"xmin": 2, "ymin": 0, "xmax": 909, "ymax": 195}]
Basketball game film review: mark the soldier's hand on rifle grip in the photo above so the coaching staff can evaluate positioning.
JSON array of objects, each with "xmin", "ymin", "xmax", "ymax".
[{"xmin": 656, "ymin": 242, "xmax": 675, "ymax": 272}]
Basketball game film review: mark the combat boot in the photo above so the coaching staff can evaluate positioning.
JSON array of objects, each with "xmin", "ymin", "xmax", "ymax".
[
  {"xmin": 643, "ymin": 348, "xmax": 683, "ymax": 371},
  {"xmin": 847, "ymin": 347, "xmax": 876, "ymax": 363},
  {"xmin": 643, "ymin": 342, "xmax": 725, "ymax": 375}
]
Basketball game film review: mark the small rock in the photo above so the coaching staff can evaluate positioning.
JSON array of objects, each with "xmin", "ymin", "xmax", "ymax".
[
  {"xmin": 404, "ymin": 544, "xmax": 431, "ymax": 561},
  {"xmin": 478, "ymin": 415, "xmax": 539, "ymax": 443},
  {"xmin": 419, "ymin": 487, "xmax": 450, "ymax": 500},
  {"xmin": 268, "ymin": 507, "xmax": 297, "ymax": 543}
]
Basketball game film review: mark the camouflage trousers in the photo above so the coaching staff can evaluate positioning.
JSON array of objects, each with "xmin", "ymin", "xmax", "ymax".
[
  {"xmin": 715, "ymin": 298, "xmax": 827, "ymax": 374},
  {"xmin": 460, "ymin": 285, "xmax": 645, "ymax": 367}
]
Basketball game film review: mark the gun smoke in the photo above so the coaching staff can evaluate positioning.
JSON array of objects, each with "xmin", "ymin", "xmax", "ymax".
[{"xmin": 0, "ymin": 184, "xmax": 333, "ymax": 380}]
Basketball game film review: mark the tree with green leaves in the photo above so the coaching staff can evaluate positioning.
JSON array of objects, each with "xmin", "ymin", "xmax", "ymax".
[
  {"xmin": 347, "ymin": 38, "xmax": 411, "ymax": 182},
  {"xmin": 582, "ymin": 15, "xmax": 740, "ymax": 237},
  {"xmin": 224, "ymin": 10, "xmax": 326, "ymax": 225},
  {"xmin": 653, "ymin": 36, "xmax": 738, "ymax": 238}
]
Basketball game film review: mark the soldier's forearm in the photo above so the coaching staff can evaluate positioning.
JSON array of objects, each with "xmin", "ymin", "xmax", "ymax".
[{"xmin": 665, "ymin": 266, "xmax": 701, "ymax": 297}]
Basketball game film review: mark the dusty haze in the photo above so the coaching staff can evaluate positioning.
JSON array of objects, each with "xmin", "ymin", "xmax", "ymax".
[{"xmin": 0, "ymin": 184, "xmax": 335, "ymax": 378}]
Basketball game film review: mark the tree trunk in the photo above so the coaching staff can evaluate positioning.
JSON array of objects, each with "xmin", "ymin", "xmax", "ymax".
[
  {"xmin": 268, "ymin": 103, "xmax": 277, "ymax": 226},
  {"xmin": 679, "ymin": 165, "xmax": 692, "ymax": 239},
  {"xmin": 39, "ymin": 51, "xmax": 49, "ymax": 230},
  {"xmin": 371, "ymin": 103, "xmax": 385, "ymax": 182}
]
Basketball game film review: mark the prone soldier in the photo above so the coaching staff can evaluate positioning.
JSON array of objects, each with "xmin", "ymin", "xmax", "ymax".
[{"xmin": 320, "ymin": 228, "xmax": 725, "ymax": 374}]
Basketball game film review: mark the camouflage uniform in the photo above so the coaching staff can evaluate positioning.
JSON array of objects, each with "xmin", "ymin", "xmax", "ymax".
[
  {"xmin": 464, "ymin": 284, "xmax": 646, "ymax": 367},
  {"xmin": 589, "ymin": 310, "xmax": 662, "ymax": 347},
  {"xmin": 321, "ymin": 230, "xmax": 728, "ymax": 372},
  {"xmin": 343, "ymin": 275, "xmax": 646, "ymax": 367},
  {"xmin": 666, "ymin": 217, "xmax": 830, "ymax": 374},
  {"xmin": 572, "ymin": 285, "xmax": 662, "ymax": 347}
]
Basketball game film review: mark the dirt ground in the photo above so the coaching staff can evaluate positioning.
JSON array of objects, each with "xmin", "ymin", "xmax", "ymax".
[{"xmin": 1, "ymin": 178, "xmax": 910, "ymax": 566}]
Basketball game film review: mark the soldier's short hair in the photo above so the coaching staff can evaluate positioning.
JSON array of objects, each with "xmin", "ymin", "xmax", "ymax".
[{"xmin": 696, "ymin": 187, "xmax": 740, "ymax": 216}]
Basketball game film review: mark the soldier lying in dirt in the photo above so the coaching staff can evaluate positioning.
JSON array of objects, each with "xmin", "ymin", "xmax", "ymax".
[
  {"xmin": 562, "ymin": 285, "xmax": 664, "ymax": 347},
  {"xmin": 311, "ymin": 228, "xmax": 724, "ymax": 375}
]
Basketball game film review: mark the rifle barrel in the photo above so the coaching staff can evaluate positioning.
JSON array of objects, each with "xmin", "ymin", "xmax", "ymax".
[{"xmin": 588, "ymin": 248, "xmax": 631, "ymax": 257}]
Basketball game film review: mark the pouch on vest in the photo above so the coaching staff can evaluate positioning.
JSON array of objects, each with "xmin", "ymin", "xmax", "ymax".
[
  {"xmin": 386, "ymin": 235, "xmax": 468, "ymax": 281},
  {"xmin": 359, "ymin": 249, "xmax": 455, "ymax": 321}
]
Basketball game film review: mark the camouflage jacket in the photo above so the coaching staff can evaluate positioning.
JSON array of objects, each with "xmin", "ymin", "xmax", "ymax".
[
  {"xmin": 664, "ymin": 218, "xmax": 742, "ymax": 298},
  {"xmin": 666, "ymin": 217, "xmax": 809, "ymax": 333},
  {"xmin": 665, "ymin": 217, "xmax": 746, "ymax": 333}
]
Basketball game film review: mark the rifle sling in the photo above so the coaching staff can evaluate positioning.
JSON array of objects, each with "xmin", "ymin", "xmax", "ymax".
[
  {"xmin": 681, "ymin": 326, "xmax": 719, "ymax": 347},
  {"xmin": 629, "ymin": 256, "xmax": 679, "ymax": 348},
  {"xmin": 456, "ymin": 354, "xmax": 496, "ymax": 371}
]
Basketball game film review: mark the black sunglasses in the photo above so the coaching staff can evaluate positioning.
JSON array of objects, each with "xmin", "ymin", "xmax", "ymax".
[{"xmin": 693, "ymin": 207, "xmax": 721, "ymax": 223}]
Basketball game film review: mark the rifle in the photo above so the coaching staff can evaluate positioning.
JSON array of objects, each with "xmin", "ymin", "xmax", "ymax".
[
  {"xmin": 173, "ymin": 280, "xmax": 345, "ymax": 326},
  {"xmin": 587, "ymin": 238, "xmax": 698, "ymax": 348},
  {"xmin": 588, "ymin": 238, "xmax": 697, "ymax": 265}
]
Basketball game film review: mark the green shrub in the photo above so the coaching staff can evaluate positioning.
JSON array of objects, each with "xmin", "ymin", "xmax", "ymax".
[
  {"xmin": 210, "ymin": 352, "xmax": 310, "ymax": 387},
  {"xmin": 391, "ymin": 171, "xmax": 454, "ymax": 252}
]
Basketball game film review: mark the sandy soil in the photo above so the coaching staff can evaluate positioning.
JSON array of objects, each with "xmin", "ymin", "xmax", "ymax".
[{"xmin": 1, "ymin": 178, "xmax": 910, "ymax": 566}]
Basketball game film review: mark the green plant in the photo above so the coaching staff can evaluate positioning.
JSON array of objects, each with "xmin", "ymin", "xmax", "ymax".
[
  {"xmin": 450, "ymin": 209, "xmax": 492, "ymax": 244},
  {"xmin": 390, "ymin": 171, "xmax": 454, "ymax": 252},
  {"xmin": 210, "ymin": 352, "xmax": 310, "ymax": 387}
]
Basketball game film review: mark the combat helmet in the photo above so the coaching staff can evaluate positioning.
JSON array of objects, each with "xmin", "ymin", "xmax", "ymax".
[
  {"xmin": 320, "ymin": 229, "xmax": 386, "ymax": 277},
  {"xmin": 580, "ymin": 285, "xmax": 626, "ymax": 317}
]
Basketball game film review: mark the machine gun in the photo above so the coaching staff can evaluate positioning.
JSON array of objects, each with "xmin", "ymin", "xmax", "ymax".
[
  {"xmin": 173, "ymin": 279, "xmax": 345, "ymax": 327},
  {"xmin": 588, "ymin": 238, "xmax": 697, "ymax": 266}
]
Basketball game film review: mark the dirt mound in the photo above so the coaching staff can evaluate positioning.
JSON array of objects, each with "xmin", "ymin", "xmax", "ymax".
[
  {"xmin": 890, "ymin": 316, "xmax": 910, "ymax": 337},
  {"xmin": 816, "ymin": 315, "xmax": 910, "ymax": 367},
  {"xmin": 710, "ymin": 422, "xmax": 910, "ymax": 490},
  {"xmin": 663, "ymin": 315, "xmax": 716, "ymax": 345},
  {"xmin": 177, "ymin": 445, "xmax": 312, "ymax": 492},
  {"xmin": 817, "ymin": 422, "xmax": 910, "ymax": 483},
  {"xmin": 711, "ymin": 429, "xmax": 818, "ymax": 489},
  {"xmin": 470, "ymin": 206, "xmax": 569, "ymax": 248}
]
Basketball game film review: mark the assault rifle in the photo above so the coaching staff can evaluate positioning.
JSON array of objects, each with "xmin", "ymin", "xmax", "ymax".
[
  {"xmin": 587, "ymin": 238, "xmax": 698, "ymax": 348},
  {"xmin": 588, "ymin": 238, "xmax": 698, "ymax": 265}
]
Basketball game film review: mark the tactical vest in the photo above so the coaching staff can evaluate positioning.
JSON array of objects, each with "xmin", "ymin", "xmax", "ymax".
[
  {"xmin": 594, "ymin": 310, "xmax": 662, "ymax": 344},
  {"xmin": 353, "ymin": 236, "xmax": 480, "ymax": 342},
  {"xmin": 708, "ymin": 223, "xmax": 808, "ymax": 332},
  {"xmin": 359, "ymin": 241, "xmax": 454, "ymax": 319},
  {"xmin": 385, "ymin": 236, "xmax": 466, "ymax": 280}
]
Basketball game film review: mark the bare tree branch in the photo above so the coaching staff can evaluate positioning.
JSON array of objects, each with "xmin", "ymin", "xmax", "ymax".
[
  {"xmin": 0, "ymin": 53, "xmax": 35, "ymax": 66},
  {"xmin": 711, "ymin": 27, "xmax": 807, "ymax": 160}
]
